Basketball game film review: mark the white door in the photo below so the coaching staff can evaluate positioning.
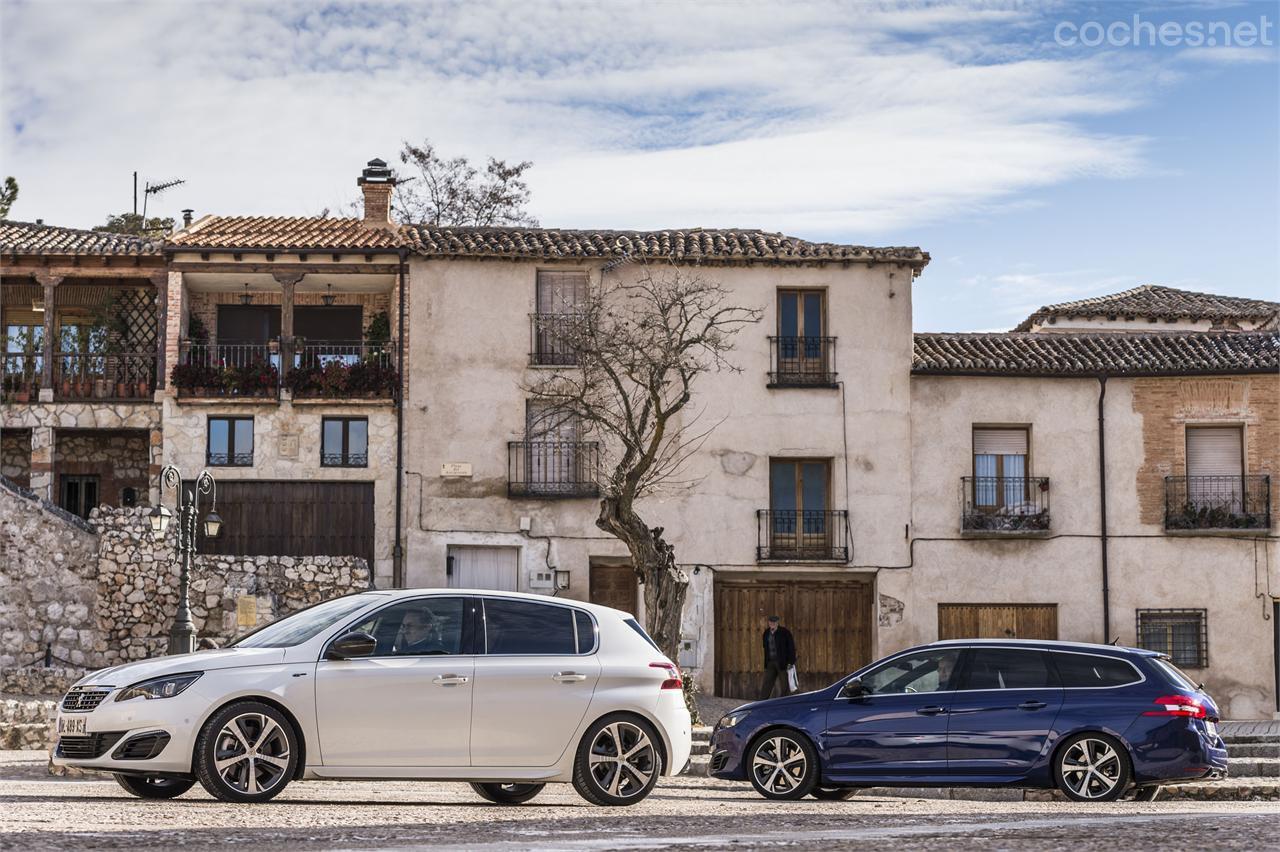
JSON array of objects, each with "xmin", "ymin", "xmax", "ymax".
[
  {"xmin": 470, "ymin": 597, "xmax": 601, "ymax": 766},
  {"xmin": 448, "ymin": 545, "xmax": 519, "ymax": 591},
  {"xmin": 315, "ymin": 596, "xmax": 474, "ymax": 766}
]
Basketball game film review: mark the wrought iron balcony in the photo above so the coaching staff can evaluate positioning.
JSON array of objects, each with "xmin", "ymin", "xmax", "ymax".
[
  {"xmin": 756, "ymin": 509, "xmax": 849, "ymax": 561},
  {"xmin": 173, "ymin": 341, "xmax": 279, "ymax": 400},
  {"xmin": 508, "ymin": 441, "xmax": 600, "ymax": 498},
  {"xmin": 529, "ymin": 313, "xmax": 580, "ymax": 366},
  {"xmin": 290, "ymin": 340, "xmax": 396, "ymax": 399},
  {"xmin": 1, "ymin": 353, "xmax": 42, "ymax": 403},
  {"xmin": 1164, "ymin": 475, "xmax": 1271, "ymax": 531},
  {"xmin": 962, "ymin": 476, "xmax": 1051, "ymax": 534},
  {"xmin": 52, "ymin": 352, "xmax": 157, "ymax": 401},
  {"xmin": 767, "ymin": 336, "xmax": 837, "ymax": 387}
]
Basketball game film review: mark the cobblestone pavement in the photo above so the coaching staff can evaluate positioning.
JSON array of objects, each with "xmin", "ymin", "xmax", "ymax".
[{"xmin": 0, "ymin": 772, "xmax": 1275, "ymax": 851}]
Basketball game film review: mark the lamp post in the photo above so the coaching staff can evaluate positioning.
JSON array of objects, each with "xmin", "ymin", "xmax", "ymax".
[{"xmin": 149, "ymin": 465, "xmax": 223, "ymax": 655}]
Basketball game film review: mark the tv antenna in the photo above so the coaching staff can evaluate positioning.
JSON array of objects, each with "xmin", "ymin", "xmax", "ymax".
[{"xmin": 133, "ymin": 172, "xmax": 186, "ymax": 228}]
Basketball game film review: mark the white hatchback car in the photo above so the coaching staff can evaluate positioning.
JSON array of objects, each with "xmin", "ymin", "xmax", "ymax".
[{"xmin": 51, "ymin": 590, "xmax": 692, "ymax": 806}]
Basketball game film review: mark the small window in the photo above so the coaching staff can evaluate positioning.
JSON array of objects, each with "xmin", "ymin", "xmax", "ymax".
[
  {"xmin": 208, "ymin": 417, "xmax": 254, "ymax": 466},
  {"xmin": 1136, "ymin": 609, "xmax": 1208, "ymax": 668},
  {"xmin": 321, "ymin": 417, "xmax": 368, "ymax": 467},
  {"xmin": 1052, "ymin": 652, "xmax": 1142, "ymax": 687},
  {"xmin": 575, "ymin": 610, "xmax": 598, "ymax": 654},
  {"xmin": 856, "ymin": 649, "xmax": 962, "ymax": 695},
  {"xmin": 346, "ymin": 597, "xmax": 465, "ymax": 657},
  {"xmin": 960, "ymin": 647, "xmax": 1056, "ymax": 690},
  {"xmin": 59, "ymin": 474, "xmax": 99, "ymax": 519},
  {"xmin": 483, "ymin": 598, "xmax": 576, "ymax": 655}
]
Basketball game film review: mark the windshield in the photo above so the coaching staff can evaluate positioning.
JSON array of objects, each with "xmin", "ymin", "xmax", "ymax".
[
  {"xmin": 1152, "ymin": 657, "xmax": 1200, "ymax": 691},
  {"xmin": 231, "ymin": 594, "xmax": 383, "ymax": 648}
]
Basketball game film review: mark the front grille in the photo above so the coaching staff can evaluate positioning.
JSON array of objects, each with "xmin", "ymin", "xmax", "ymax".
[
  {"xmin": 57, "ymin": 732, "xmax": 125, "ymax": 760},
  {"xmin": 61, "ymin": 688, "xmax": 111, "ymax": 713},
  {"xmin": 113, "ymin": 731, "xmax": 171, "ymax": 760}
]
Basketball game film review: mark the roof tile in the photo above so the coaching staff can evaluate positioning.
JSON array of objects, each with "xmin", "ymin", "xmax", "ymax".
[
  {"xmin": 0, "ymin": 219, "xmax": 162, "ymax": 256},
  {"xmin": 1014, "ymin": 285, "xmax": 1278, "ymax": 331}
]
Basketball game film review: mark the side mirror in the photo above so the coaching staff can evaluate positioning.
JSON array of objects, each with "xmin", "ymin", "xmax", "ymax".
[
  {"xmin": 326, "ymin": 631, "xmax": 377, "ymax": 660},
  {"xmin": 842, "ymin": 677, "xmax": 866, "ymax": 698}
]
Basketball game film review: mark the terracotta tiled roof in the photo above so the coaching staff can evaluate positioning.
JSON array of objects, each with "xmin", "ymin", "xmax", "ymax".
[
  {"xmin": 0, "ymin": 219, "xmax": 162, "ymax": 255},
  {"xmin": 913, "ymin": 331, "xmax": 1280, "ymax": 377},
  {"xmin": 1014, "ymin": 285, "xmax": 1278, "ymax": 331},
  {"xmin": 169, "ymin": 216, "xmax": 403, "ymax": 250},
  {"xmin": 401, "ymin": 226, "xmax": 929, "ymax": 265}
]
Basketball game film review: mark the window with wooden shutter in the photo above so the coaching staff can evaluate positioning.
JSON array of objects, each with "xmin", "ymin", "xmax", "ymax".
[
  {"xmin": 532, "ymin": 271, "xmax": 587, "ymax": 365},
  {"xmin": 972, "ymin": 427, "xmax": 1029, "ymax": 509}
]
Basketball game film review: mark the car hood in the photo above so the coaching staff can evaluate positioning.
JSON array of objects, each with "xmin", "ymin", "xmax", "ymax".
[
  {"xmin": 723, "ymin": 688, "xmax": 831, "ymax": 717},
  {"xmin": 74, "ymin": 647, "xmax": 287, "ymax": 689}
]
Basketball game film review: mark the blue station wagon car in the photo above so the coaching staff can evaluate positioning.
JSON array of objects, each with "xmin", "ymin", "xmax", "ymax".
[{"xmin": 710, "ymin": 639, "xmax": 1227, "ymax": 802}]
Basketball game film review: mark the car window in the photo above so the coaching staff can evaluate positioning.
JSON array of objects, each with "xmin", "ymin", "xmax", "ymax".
[
  {"xmin": 233, "ymin": 594, "xmax": 381, "ymax": 648},
  {"xmin": 960, "ymin": 647, "xmax": 1057, "ymax": 690},
  {"xmin": 1053, "ymin": 652, "xmax": 1142, "ymax": 687},
  {"xmin": 625, "ymin": 618, "xmax": 661, "ymax": 652},
  {"xmin": 483, "ymin": 598, "xmax": 576, "ymax": 655},
  {"xmin": 575, "ymin": 610, "xmax": 598, "ymax": 654},
  {"xmin": 347, "ymin": 597, "xmax": 465, "ymax": 657},
  {"xmin": 1151, "ymin": 658, "xmax": 1198, "ymax": 690},
  {"xmin": 853, "ymin": 649, "xmax": 961, "ymax": 695}
]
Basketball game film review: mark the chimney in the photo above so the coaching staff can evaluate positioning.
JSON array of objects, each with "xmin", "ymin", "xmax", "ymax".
[
  {"xmin": 358, "ymin": 158, "xmax": 396, "ymax": 227},
  {"xmin": 181, "ymin": 209, "xmax": 194, "ymax": 227}
]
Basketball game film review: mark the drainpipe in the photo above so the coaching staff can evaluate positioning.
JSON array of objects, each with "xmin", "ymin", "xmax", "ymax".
[
  {"xmin": 1097, "ymin": 375, "xmax": 1111, "ymax": 642},
  {"xmin": 392, "ymin": 248, "xmax": 407, "ymax": 589}
]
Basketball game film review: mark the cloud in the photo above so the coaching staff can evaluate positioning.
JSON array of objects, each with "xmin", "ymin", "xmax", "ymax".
[{"xmin": 0, "ymin": 0, "xmax": 1175, "ymax": 235}]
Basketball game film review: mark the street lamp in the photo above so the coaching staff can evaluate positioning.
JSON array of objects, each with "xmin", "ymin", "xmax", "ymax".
[{"xmin": 151, "ymin": 465, "xmax": 222, "ymax": 655}]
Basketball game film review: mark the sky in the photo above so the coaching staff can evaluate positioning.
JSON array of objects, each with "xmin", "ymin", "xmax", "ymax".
[{"xmin": 1, "ymin": 0, "xmax": 1277, "ymax": 331}]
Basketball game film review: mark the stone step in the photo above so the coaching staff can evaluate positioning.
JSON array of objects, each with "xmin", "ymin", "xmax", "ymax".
[
  {"xmin": 1222, "ymin": 734, "xmax": 1280, "ymax": 745},
  {"xmin": 1228, "ymin": 743, "xmax": 1280, "ymax": 758},
  {"xmin": 1227, "ymin": 757, "xmax": 1279, "ymax": 778},
  {"xmin": 691, "ymin": 741, "xmax": 710, "ymax": 756}
]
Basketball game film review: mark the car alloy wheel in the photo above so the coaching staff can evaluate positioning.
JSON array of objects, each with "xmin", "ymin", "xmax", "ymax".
[
  {"xmin": 572, "ymin": 714, "xmax": 663, "ymax": 806},
  {"xmin": 194, "ymin": 701, "xmax": 298, "ymax": 803},
  {"xmin": 748, "ymin": 731, "xmax": 818, "ymax": 800},
  {"xmin": 1054, "ymin": 734, "xmax": 1131, "ymax": 802},
  {"xmin": 470, "ymin": 782, "xmax": 546, "ymax": 805}
]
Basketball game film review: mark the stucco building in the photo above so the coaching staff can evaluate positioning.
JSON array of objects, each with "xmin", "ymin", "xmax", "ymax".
[{"xmin": 3, "ymin": 159, "xmax": 1277, "ymax": 717}]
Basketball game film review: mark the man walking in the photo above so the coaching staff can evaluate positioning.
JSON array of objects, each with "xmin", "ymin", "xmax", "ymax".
[{"xmin": 760, "ymin": 615, "xmax": 797, "ymax": 699}]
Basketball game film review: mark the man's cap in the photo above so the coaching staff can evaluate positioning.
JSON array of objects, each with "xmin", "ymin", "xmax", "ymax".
[{"xmin": 767, "ymin": 615, "xmax": 780, "ymax": 623}]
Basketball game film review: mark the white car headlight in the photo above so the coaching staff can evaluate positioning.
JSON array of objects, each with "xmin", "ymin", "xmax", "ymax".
[
  {"xmin": 115, "ymin": 672, "xmax": 202, "ymax": 702},
  {"xmin": 719, "ymin": 710, "xmax": 750, "ymax": 729}
]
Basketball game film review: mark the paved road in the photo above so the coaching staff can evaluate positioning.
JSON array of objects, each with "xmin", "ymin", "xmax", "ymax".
[{"xmin": 0, "ymin": 773, "xmax": 1275, "ymax": 850}]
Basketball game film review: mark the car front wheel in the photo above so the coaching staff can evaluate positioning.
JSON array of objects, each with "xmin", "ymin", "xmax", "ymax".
[
  {"xmin": 572, "ymin": 714, "xmax": 663, "ymax": 806},
  {"xmin": 747, "ymin": 730, "xmax": 819, "ymax": 800},
  {"xmin": 1053, "ymin": 733, "xmax": 1132, "ymax": 802},
  {"xmin": 194, "ymin": 701, "xmax": 299, "ymax": 803},
  {"xmin": 470, "ymin": 782, "xmax": 546, "ymax": 804},
  {"xmin": 114, "ymin": 774, "xmax": 195, "ymax": 799}
]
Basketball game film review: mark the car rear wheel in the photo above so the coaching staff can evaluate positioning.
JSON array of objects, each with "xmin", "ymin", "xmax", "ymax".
[
  {"xmin": 747, "ymin": 730, "xmax": 819, "ymax": 800},
  {"xmin": 572, "ymin": 713, "xmax": 663, "ymax": 806},
  {"xmin": 114, "ymin": 774, "xmax": 195, "ymax": 799},
  {"xmin": 809, "ymin": 786, "xmax": 855, "ymax": 801},
  {"xmin": 194, "ymin": 701, "xmax": 299, "ymax": 803},
  {"xmin": 1053, "ymin": 733, "xmax": 1131, "ymax": 802},
  {"xmin": 470, "ymin": 782, "xmax": 546, "ymax": 804}
]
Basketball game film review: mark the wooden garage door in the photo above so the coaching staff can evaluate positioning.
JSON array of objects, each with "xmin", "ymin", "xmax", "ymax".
[
  {"xmin": 590, "ymin": 563, "xmax": 638, "ymax": 615},
  {"xmin": 714, "ymin": 576, "xmax": 872, "ymax": 699},
  {"xmin": 195, "ymin": 480, "xmax": 375, "ymax": 569},
  {"xmin": 937, "ymin": 604, "xmax": 1058, "ymax": 641}
]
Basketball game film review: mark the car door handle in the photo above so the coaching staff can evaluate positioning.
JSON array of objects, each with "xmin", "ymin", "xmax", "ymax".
[
  {"xmin": 916, "ymin": 705, "xmax": 947, "ymax": 716},
  {"xmin": 432, "ymin": 674, "xmax": 470, "ymax": 686},
  {"xmin": 1018, "ymin": 700, "xmax": 1047, "ymax": 711},
  {"xmin": 553, "ymin": 671, "xmax": 587, "ymax": 683}
]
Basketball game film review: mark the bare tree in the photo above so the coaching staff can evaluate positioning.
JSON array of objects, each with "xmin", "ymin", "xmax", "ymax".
[
  {"xmin": 523, "ymin": 262, "xmax": 761, "ymax": 665},
  {"xmin": 393, "ymin": 139, "xmax": 537, "ymax": 227}
]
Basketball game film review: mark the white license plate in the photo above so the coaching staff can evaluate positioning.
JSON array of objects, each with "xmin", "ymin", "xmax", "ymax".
[
  {"xmin": 57, "ymin": 716, "xmax": 86, "ymax": 736},
  {"xmin": 1205, "ymin": 720, "xmax": 1217, "ymax": 739}
]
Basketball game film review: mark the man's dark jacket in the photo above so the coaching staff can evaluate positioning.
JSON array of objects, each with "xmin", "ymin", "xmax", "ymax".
[{"xmin": 761, "ymin": 626, "xmax": 797, "ymax": 668}]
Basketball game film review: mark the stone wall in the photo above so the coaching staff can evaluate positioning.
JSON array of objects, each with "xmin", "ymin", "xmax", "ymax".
[
  {"xmin": 1, "ymin": 486, "xmax": 371, "ymax": 674},
  {"xmin": 54, "ymin": 429, "xmax": 151, "ymax": 508},
  {"xmin": 1, "ymin": 429, "xmax": 31, "ymax": 486}
]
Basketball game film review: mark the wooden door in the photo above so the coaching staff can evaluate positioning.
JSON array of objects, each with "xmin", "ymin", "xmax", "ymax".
[
  {"xmin": 714, "ymin": 576, "xmax": 872, "ymax": 699},
  {"xmin": 937, "ymin": 604, "xmax": 1058, "ymax": 641},
  {"xmin": 196, "ymin": 480, "xmax": 375, "ymax": 570},
  {"xmin": 590, "ymin": 563, "xmax": 637, "ymax": 615}
]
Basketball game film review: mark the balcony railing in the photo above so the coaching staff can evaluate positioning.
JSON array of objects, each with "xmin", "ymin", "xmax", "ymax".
[
  {"xmin": 530, "ymin": 313, "xmax": 580, "ymax": 366},
  {"xmin": 1, "ymin": 353, "xmax": 42, "ymax": 402},
  {"xmin": 962, "ymin": 476, "xmax": 1051, "ymax": 533},
  {"xmin": 290, "ymin": 340, "xmax": 397, "ymax": 399},
  {"xmin": 767, "ymin": 336, "xmax": 837, "ymax": 387},
  {"xmin": 173, "ymin": 341, "xmax": 279, "ymax": 399},
  {"xmin": 756, "ymin": 509, "xmax": 849, "ymax": 561},
  {"xmin": 508, "ymin": 441, "xmax": 600, "ymax": 498},
  {"xmin": 1165, "ymin": 475, "xmax": 1271, "ymax": 531},
  {"xmin": 53, "ymin": 352, "xmax": 157, "ymax": 401}
]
